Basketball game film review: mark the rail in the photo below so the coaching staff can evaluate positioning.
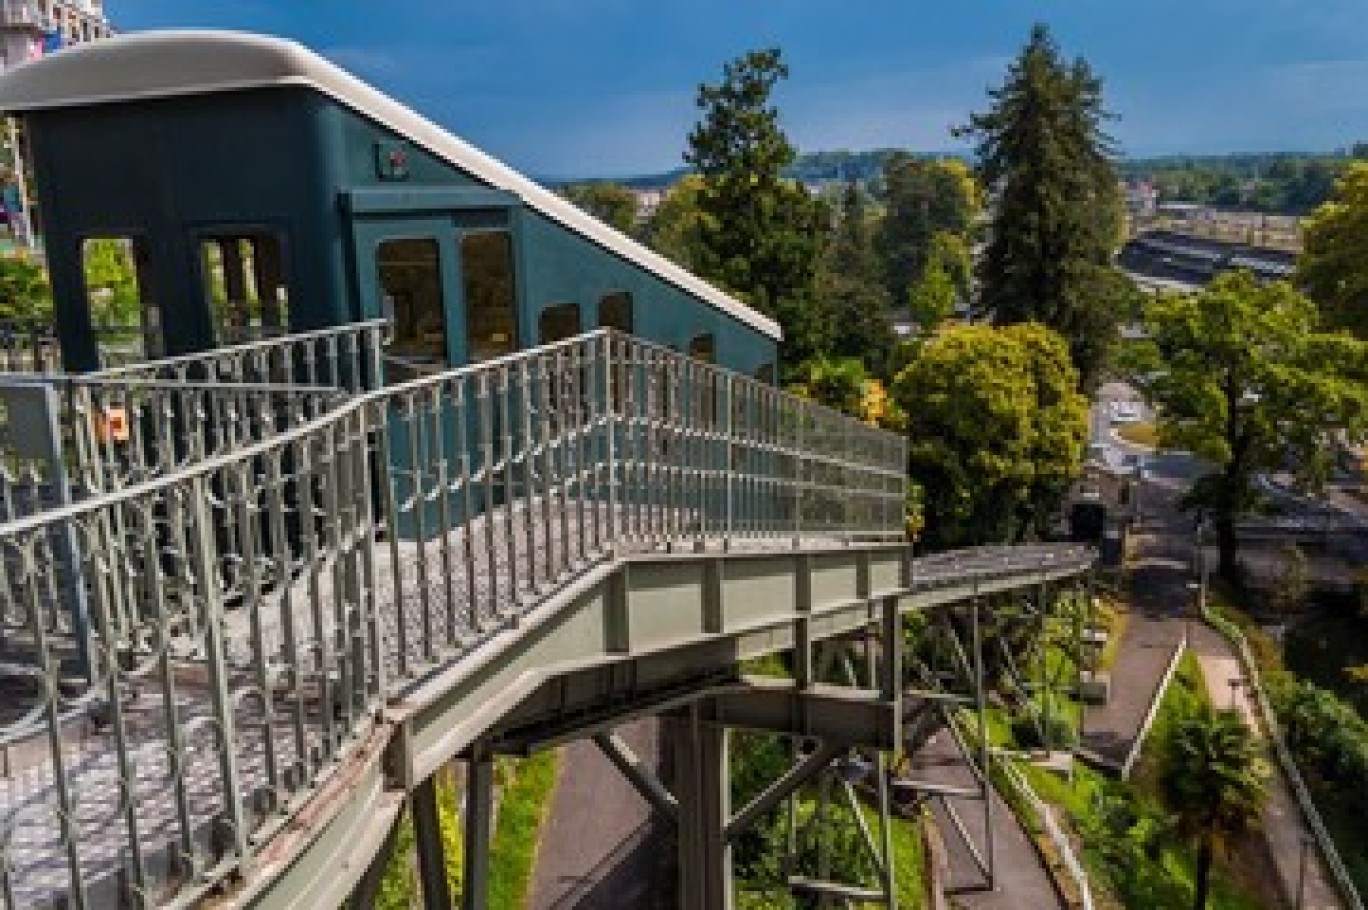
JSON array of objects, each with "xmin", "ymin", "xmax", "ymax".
[{"xmin": 0, "ymin": 327, "xmax": 908, "ymax": 907}]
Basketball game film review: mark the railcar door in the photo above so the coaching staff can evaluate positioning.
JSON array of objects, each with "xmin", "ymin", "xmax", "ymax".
[{"xmin": 351, "ymin": 219, "xmax": 466, "ymax": 542}]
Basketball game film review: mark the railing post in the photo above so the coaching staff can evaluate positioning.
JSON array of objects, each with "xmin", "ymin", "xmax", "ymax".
[
  {"xmin": 604, "ymin": 334, "xmax": 618, "ymax": 556},
  {"xmin": 188, "ymin": 475, "xmax": 250, "ymax": 864}
]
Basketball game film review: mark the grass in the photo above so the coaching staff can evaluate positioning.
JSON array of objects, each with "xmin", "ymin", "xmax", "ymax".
[
  {"xmin": 1095, "ymin": 596, "xmax": 1128, "ymax": 673},
  {"xmin": 487, "ymin": 749, "xmax": 563, "ymax": 910},
  {"xmin": 1116, "ymin": 421, "xmax": 1160, "ymax": 447},
  {"xmin": 858, "ymin": 803, "xmax": 929, "ymax": 910},
  {"xmin": 1012, "ymin": 651, "xmax": 1264, "ymax": 910}
]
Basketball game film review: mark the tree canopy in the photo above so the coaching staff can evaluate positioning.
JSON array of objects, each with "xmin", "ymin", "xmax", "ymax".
[
  {"xmin": 875, "ymin": 154, "xmax": 979, "ymax": 307},
  {"xmin": 559, "ymin": 182, "xmax": 639, "ymax": 236},
  {"xmin": 957, "ymin": 23, "xmax": 1126, "ymax": 390},
  {"xmin": 892, "ymin": 322, "xmax": 1088, "ymax": 548},
  {"xmin": 1298, "ymin": 161, "xmax": 1368, "ymax": 338},
  {"xmin": 684, "ymin": 48, "xmax": 830, "ymax": 368},
  {"xmin": 821, "ymin": 180, "xmax": 896, "ymax": 376},
  {"xmin": 1129, "ymin": 271, "xmax": 1368, "ymax": 581}
]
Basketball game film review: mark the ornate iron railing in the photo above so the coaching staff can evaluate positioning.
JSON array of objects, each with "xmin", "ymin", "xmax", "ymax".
[{"xmin": 0, "ymin": 326, "xmax": 911, "ymax": 907}]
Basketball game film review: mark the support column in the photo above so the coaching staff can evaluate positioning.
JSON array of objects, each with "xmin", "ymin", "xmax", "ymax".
[
  {"xmin": 412, "ymin": 776, "xmax": 452, "ymax": 910},
  {"xmin": 672, "ymin": 706, "xmax": 732, "ymax": 910},
  {"xmin": 463, "ymin": 745, "xmax": 496, "ymax": 910}
]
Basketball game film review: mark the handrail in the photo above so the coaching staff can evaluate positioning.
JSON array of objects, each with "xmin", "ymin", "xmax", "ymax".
[
  {"xmin": 0, "ymin": 326, "xmax": 909, "ymax": 907},
  {"xmin": 1202, "ymin": 605, "xmax": 1364, "ymax": 910}
]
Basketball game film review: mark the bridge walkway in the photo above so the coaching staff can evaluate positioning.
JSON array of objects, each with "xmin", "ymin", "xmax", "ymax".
[{"xmin": 0, "ymin": 325, "xmax": 1094, "ymax": 909}]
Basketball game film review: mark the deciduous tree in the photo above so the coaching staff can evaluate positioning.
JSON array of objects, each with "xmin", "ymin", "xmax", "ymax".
[
  {"xmin": 1298, "ymin": 161, "xmax": 1368, "ymax": 337},
  {"xmin": 892, "ymin": 322, "xmax": 1088, "ymax": 548},
  {"xmin": 559, "ymin": 181, "xmax": 639, "ymax": 236},
  {"xmin": 1130, "ymin": 271, "xmax": 1368, "ymax": 582},
  {"xmin": 957, "ymin": 23, "xmax": 1127, "ymax": 390},
  {"xmin": 876, "ymin": 155, "xmax": 978, "ymax": 307}
]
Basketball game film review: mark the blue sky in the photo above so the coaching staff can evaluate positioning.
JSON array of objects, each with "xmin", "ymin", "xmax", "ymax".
[{"xmin": 115, "ymin": 1, "xmax": 1368, "ymax": 178}]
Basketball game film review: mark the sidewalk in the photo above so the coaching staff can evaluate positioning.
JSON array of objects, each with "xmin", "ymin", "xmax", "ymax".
[
  {"xmin": 1080, "ymin": 498, "xmax": 1190, "ymax": 765},
  {"xmin": 913, "ymin": 730, "xmax": 1063, "ymax": 910},
  {"xmin": 1191, "ymin": 625, "xmax": 1345, "ymax": 910}
]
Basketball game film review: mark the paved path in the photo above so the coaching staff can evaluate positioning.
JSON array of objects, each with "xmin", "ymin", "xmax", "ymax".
[
  {"xmin": 1192, "ymin": 625, "xmax": 1344, "ymax": 910},
  {"xmin": 912, "ymin": 729, "xmax": 1063, "ymax": 910},
  {"xmin": 1080, "ymin": 477, "xmax": 1191, "ymax": 766},
  {"xmin": 529, "ymin": 719, "xmax": 670, "ymax": 909},
  {"xmin": 1084, "ymin": 451, "xmax": 1347, "ymax": 910}
]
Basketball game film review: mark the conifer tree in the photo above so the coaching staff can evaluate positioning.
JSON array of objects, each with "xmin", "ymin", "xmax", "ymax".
[
  {"xmin": 958, "ymin": 24, "xmax": 1127, "ymax": 389},
  {"xmin": 686, "ymin": 49, "xmax": 830, "ymax": 368},
  {"xmin": 823, "ymin": 180, "xmax": 895, "ymax": 376}
]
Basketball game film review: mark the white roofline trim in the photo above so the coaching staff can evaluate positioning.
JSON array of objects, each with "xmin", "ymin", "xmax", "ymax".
[{"xmin": 0, "ymin": 31, "xmax": 783, "ymax": 341}]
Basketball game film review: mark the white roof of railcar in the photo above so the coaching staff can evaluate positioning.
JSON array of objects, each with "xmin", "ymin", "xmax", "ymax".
[{"xmin": 0, "ymin": 30, "xmax": 782, "ymax": 340}]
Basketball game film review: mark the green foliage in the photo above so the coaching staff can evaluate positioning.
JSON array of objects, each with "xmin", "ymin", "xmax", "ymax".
[
  {"xmin": 822, "ymin": 179, "xmax": 896, "ymax": 377},
  {"xmin": 1161, "ymin": 706, "xmax": 1269, "ymax": 910},
  {"xmin": 1298, "ymin": 161, "xmax": 1368, "ymax": 337},
  {"xmin": 1123, "ymin": 154, "xmax": 1346, "ymax": 214},
  {"xmin": 559, "ymin": 181, "xmax": 639, "ymax": 235},
  {"xmin": 643, "ymin": 173, "xmax": 710, "ymax": 270},
  {"xmin": 1131, "ymin": 271, "xmax": 1368, "ymax": 581},
  {"xmin": 0, "ymin": 253, "xmax": 51, "ymax": 322},
  {"xmin": 892, "ymin": 322, "xmax": 1088, "ymax": 547},
  {"xmin": 81, "ymin": 239, "xmax": 143, "ymax": 326},
  {"xmin": 1270, "ymin": 677, "xmax": 1368, "ymax": 893},
  {"xmin": 685, "ymin": 48, "xmax": 832, "ymax": 366},
  {"xmin": 487, "ymin": 749, "xmax": 561, "ymax": 910},
  {"xmin": 375, "ymin": 768, "xmax": 464, "ymax": 909},
  {"xmin": 786, "ymin": 356, "xmax": 868, "ymax": 417},
  {"xmin": 958, "ymin": 23, "xmax": 1127, "ymax": 390},
  {"xmin": 905, "ymin": 245, "xmax": 957, "ymax": 332},
  {"xmin": 876, "ymin": 154, "xmax": 979, "ymax": 307}
]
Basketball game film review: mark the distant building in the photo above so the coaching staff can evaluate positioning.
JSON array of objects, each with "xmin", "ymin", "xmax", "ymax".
[
  {"xmin": 0, "ymin": 1, "xmax": 113, "ymax": 72},
  {"xmin": 1124, "ymin": 180, "xmax": 1158, "ymax": 217},
  {"xmin": 630, "ymin": 188, "xmax": 664, "ymax": 220},
  {"xmin": 0, "ymin": 2, "xmax": 114, "ymax": 246}
]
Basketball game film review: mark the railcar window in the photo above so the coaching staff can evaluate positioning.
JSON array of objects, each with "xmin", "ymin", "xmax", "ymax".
[
  {"xmin": 80, "ymin": 237, "xmax": 162, "ymax": 361},
  {"xmin": 376, "ymin": 238, "xmax": 447, "ymax": 379},
  {"xmin": 199, "ymin": 233, "xmax": 289, "ymax": 345},
  {"xmin": 687, "ymin": 333, "xmax": 716, "ymax": 364},
  {"xmin": 538, "ymin": 303, "xmax": 581, "ymax": 345},
  {"xmin": 462, "ymin": 231, "xmax": 517, "ymax": 362},
  {"xmin": 599, "ymin": 292, "xmax": 633, "ymax": 333}
]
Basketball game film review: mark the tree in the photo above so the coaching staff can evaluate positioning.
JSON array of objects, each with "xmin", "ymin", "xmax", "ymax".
[
  {"xmin": 892, "ymin": 322, "xmax": 1088, "ymax": 548},
  {"xmin": 1162, "ymin": 706, "xmax": 1269, "ymax": 910},
  {"xmin": 822, "ymin": 180, "xmax": 896, "ymax": 376},
  {"xmin": 1130, "ymin": 271, "xmax": 1368, "ymax": 582},
  {"xmin": 559, "ymin": 181, "xmax": 639, "ymax": 235},
  {"xmin": 1298, "ymin": 162, "xmax": 1368, "ymax": 337},
  {"xmin": 643, "ymin": 174, "xmax": 710, "ymax": 270},
  {"xmin": 957, "ymin": 24, "xmax": 1127, "ymax": 390},
  {"xmin": 685, "ymin": 49, "xmax": 831, "ymax": 368},
  {"xmin": 80, "ymin": 239, "xmax": 142, "ymax": 325},
  {"xmin": 906, "ymin": 233, "xmax": 969, "ymax": 332},
  {"xmin": 876, "ymin": 154, "xmax": 979, "ymax": 306},
  {"xmin": 0, "ymin": 253, "xmax": 51, "ymax": 322}
]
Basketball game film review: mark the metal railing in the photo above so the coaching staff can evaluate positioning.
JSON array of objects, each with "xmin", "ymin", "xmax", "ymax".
[{"xmin": 0, "ymin": 326, "xmax": 907, "ymax": 907}]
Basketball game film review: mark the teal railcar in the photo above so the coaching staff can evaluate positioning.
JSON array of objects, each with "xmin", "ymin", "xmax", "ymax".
[{"xmin": 0, "ymin": 30, "xmax": 781, "ymax": 380}]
